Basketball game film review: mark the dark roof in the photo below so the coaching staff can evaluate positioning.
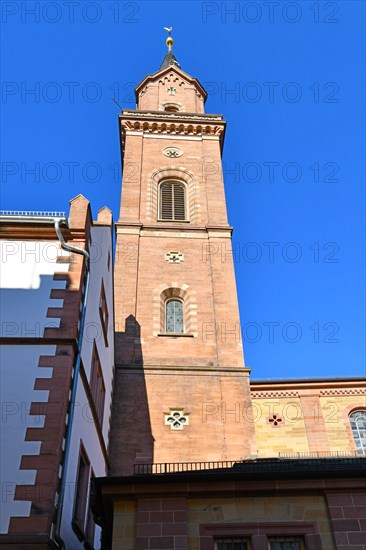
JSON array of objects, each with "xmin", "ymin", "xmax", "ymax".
[
  {"xmin": 160, "ymin": 50, "xmax": 180, "ymax": 70},
  {"xmin": 95, "ymin": 456, "xmax": 366, "ymax": 488}
]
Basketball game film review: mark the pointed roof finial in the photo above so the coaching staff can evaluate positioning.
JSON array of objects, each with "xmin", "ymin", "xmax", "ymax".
[
  {"xmin": 164, "ymin": 27, "xmax": 173, "ymax": 50},
  {"xmin": 160, "ymin": 27, "xmax": 181, "ymax": 70}
]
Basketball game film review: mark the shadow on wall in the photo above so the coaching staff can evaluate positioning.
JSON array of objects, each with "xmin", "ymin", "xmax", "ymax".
[
  {"xmin": 0, "ymin": 275, "xmax": 68, "ymax": 338},
  {"xmin": 110, "ymin": 315, "xmax": 154, "ymax": 476}
]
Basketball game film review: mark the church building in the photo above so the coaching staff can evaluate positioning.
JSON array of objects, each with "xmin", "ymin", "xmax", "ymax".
[{"xmin": 0, "ymin": 33, "xmax": 365, "ymax": 550}]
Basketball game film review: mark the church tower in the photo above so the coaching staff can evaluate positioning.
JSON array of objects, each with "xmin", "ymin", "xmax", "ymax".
[{"xmin": 110, "ymin": 34, "xmax": 256, "ymax": 475}]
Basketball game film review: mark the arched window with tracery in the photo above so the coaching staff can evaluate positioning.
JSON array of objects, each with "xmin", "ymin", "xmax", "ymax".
[
  {"xmin": 350, "ymin": 410, "xmax": 366, "ymax": 455},
  {"xmin": 166, "ymin": 299, "xmax": 184, "ymax": 334},
  {"xmin": 159, "ymin": 181, "xmax": 186, "ymax": 221}
]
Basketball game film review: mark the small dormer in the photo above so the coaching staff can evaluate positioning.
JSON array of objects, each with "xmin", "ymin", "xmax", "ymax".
[{"xmin": 134, "ymin": 32, "xmax": 207, "ymax": 114}]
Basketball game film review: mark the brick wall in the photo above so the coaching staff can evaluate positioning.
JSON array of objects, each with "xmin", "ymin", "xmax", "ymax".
[
  {"xmin": 136, "ymin": 498, "xmax": 188, "ymax": 550},
  {"xmin": 327, "ymin": 493, "xmax": 366, "ymax": 550}
]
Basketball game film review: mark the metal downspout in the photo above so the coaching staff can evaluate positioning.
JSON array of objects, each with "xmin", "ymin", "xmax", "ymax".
[{"xmin": 53, "ymin": 218, "xmax": 90, "ymax": 549}]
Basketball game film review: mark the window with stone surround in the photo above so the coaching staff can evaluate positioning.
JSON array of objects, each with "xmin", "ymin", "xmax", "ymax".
[
  {"xmin": 149, "ymin": 167, "xmax": 198, "ymax": 224},
  {"xmin": 155, "ymin": 285, "xmax": 197, "ymax": 337},
  {"xmin": 159, "ymin": 181, "xmax": 187, "ymax": 221},
  {"xmin": 350, "ymin": 410, "xmax": 366, "ymax": 455}
]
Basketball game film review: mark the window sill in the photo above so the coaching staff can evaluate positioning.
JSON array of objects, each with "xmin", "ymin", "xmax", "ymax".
[
  {"xmin": 157, "ymin": 219, "xmax": 190, "ymax": 223},
  {"xmin": 158, "ymin": 333, "xmax": 194, "ymax": 338}
]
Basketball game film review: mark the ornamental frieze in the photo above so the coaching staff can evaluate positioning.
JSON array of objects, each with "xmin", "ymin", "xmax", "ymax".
[
  {"xmin": 121, "ymin": 118, "xmax": 224, "ymax": 137},
  {"xmin": 250, "ymin": 391, "xmax": 299, "ymax": 399}
]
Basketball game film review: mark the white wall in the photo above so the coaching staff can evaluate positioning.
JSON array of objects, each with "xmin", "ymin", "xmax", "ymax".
[
  {"xmin": 0, "ymin": 231, "xmax": 114, "ymax": 549},
  {"xmin": 0, "ymin": 240, "xmax": 70, "ymax": 533},
  {"xmin": 0, "ymin": 240, "xmax": 70, "ymax": 337}
]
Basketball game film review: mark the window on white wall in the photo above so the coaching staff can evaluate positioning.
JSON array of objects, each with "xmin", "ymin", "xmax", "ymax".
[
  {"xmin": 73, "ymin": 445, "xmax": 90, "ymax": 537},
  {"xmin": 85, "ymin": 468, "xmax": 96, "ymax": 548},
  {"xmin": 90, "ymin": 343, "xmax": 106, "ymax": 428},
  {"xmin": 99, "ymin": 280, "xmax": 109, "ymax": 347}
]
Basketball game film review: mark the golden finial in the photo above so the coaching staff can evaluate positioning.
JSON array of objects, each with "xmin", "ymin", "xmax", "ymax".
[{"xmin": 164, "ymin": 27, "xmax": 174, "ymax": 51}]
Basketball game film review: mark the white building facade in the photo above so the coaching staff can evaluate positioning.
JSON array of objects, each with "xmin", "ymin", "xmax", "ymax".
[{"xmin": 0, "ymin": 195, "xmax": 114, "ymax": 550}]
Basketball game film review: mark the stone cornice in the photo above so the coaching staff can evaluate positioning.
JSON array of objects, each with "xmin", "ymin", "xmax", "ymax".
[
  {"xmin": 119, "ymin": 112, "xmax": 226, "ymax": 156},
  {"xmin": 115, "ymin": 222, "xmax": 233, "ymax": 238},
  {"xmin": 121, "ymin": 110, "xmax": 223, "ymax": 121}
]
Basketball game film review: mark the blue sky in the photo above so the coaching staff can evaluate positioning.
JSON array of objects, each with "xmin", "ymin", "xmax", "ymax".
[{"xmin": 1, "ymin": 0, "xmax": 365, "ymax": 379}]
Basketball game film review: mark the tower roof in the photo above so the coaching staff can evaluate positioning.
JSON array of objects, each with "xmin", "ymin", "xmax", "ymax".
[
  {"xmin": 160, "ymin": 27, "xmax": 181, "ymax": 70},
  {"xmin": 160, "ymin": 49, "xmax": 180, "ymax": 70}
]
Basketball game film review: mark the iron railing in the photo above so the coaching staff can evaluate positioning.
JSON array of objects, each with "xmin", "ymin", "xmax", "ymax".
[
  {"xmin": 134, "ymin": 460, "xmax": 237, "ymax": 475},
  {"xmin": 0, "ymin": 210, "xmax": 65, "ymax": 217},
  {"xmin": 133, "ymin": 451, "xmax": 364, "ymax": 475}
]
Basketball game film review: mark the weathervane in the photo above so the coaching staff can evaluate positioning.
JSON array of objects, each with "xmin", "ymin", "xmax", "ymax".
[{"xmin": 164, "ymin": 26, "xmax": 174, "ymax": 51}]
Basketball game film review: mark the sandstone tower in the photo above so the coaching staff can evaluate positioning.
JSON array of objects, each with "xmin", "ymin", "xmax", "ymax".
[{"xmin": 110, "ymin": 34, "xmax": 256, "ymax": 475}]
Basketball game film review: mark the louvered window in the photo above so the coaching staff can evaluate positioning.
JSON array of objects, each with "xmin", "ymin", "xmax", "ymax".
[
  {"xmin": 166, "ymin": 299, "xmax": 184, "ymax": 333},
  {"xmin": 160, "ymin": 181, "xmax": 186, "ymax": 221}
]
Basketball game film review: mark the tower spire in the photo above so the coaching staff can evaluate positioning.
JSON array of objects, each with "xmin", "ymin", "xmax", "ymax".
[{"xmin": 160, "ymin": 27, "xmax": 181, "ymax": 69}]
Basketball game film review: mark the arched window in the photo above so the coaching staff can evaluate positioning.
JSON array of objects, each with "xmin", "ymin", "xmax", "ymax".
[
  {"xmin": 166, "ymin": 299, "xmax": 184, "ymax": 334},
  {"xmin": 350, "ymin": 410, "xmax": 366, "ymax": 455},
  {"xmin": 164, "ymin": 105, "xmax": 179, "ymax": 112},
  {"xmin": 159, "ymin": 181, "xmax": 186, "ymax": 221}
]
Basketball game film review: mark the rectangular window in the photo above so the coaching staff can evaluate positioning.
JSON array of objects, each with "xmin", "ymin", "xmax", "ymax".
[
  {"xmin": 90, "ymin": 344, "xmax": 106, "ymax": 428},
  {"xmin": 268, "ymin": 537, "xmax": 305, "ymax": 550},
  {"xmin": 73, "ymin": 446, "xmax": 90, "ymax": 533},
  {"xmin": 99, "ymin": 280, "xmax": 109, "ymax": 346},
  {"xmin": 200, "ymin": 522, "xmax": 317, "ymax": 550},
  {"xmin": 85, "ymin": 468, "xmax": 96, "ymax": 548},
  {"xmin": 215, "ymin": 539, "xmax": 251, "ymax": 550}
]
